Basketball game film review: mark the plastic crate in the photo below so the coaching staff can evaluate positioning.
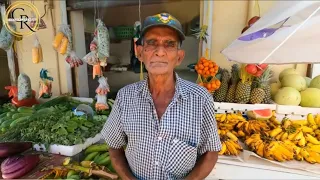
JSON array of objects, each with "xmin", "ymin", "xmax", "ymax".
[{"xmin": 113, "ymin": 26, "xmax": 134, "ymax": 39}]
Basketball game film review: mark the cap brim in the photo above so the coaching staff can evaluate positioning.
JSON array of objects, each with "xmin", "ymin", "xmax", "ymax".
[{"xmin": 141, "ymin": 24, "xmax": 185, "ymax": 41}]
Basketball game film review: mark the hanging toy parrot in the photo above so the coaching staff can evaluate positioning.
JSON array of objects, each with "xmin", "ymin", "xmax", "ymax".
[{"xmin": 39, "ymin": 68, "xmax": 53, "ymax": 99}]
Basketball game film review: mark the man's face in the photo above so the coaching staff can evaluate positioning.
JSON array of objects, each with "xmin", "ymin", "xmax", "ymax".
[{"xmin": 137, "ymin": 26, "xmax": 185, "ymax": 76}]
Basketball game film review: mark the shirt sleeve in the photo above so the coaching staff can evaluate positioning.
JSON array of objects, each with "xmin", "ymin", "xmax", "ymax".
[
  {"xmin": 101, "ymin": 93, "xmax": 127, "ymax": 149},
  {"xmin": 198, "ymin": 95, "xmax": 222, "ymax": 156}
]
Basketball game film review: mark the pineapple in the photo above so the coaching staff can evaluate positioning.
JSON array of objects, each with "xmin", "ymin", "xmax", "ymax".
[
  {"xmin": 235, "ymin": 64, "xmax": 253, "ymax": 104},
  {"xmin": 226, "ymin": 64, "xmax": 239, "ymax": 103},
  {"xmin": 261, "ymin": 67, "xmax": 273, "ymax": 104},
  {"xmin": 250, "ymin": 78, "xmax": 266, "ymax": 104},
  {"xmin": 214, "ymin": 69, "xmax": 230, "ymax": 102}
]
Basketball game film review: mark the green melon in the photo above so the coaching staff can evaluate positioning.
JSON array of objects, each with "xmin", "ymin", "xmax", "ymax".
[
  {"xmin": 279, "ymin": 68, "xmax": 299, "ymax": 81},
  {"xmin": 300, "ymin": 88, "xmax": 320, "ymax": 108},
  {"xmin": 247, "ymin": 109, "xmax": 272, "ymax": 120},
  {"xmin": 310, "ymin": 75, "xmax": 320, "ymax": 89},
  {"xmin": 274, "ymin": 87, "xmax": 301, "ymax": 106},
  {"xmin": 270, "ymin": 82, "xmax": 281, "ymax": 99},
  {"xmin": 281, "ymin": 74, "xmax": 307, "ymax": 91},
  {"xmin": 304, "ymin": 77, "xmax": 312, "ymax": 87}
]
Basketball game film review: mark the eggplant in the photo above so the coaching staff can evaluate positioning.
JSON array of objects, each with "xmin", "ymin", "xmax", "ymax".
[
  {"xmin": 1, "ymin": 154, "xmax": 40, "ymax": 179},
  {"xmin": 0, "ymin": 142, "xmax": 32, "ymax": 158}
]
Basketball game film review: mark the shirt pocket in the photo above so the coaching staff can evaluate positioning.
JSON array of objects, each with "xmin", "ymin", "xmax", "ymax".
[{"xmin": 166, "ymin": 138, "xmax": 197, "ymax": 178}]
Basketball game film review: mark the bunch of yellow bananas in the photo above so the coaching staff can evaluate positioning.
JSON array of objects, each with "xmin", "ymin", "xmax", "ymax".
[
  {"xmin": 245, "ymin": 133, "xmax": 295, "ymax": 162},
  {"xmin": 219, "ymin": 132, "xmax": 243, "ymax": 156},
  {"xmin": 215, "ymin": 113, "xmax": 246, "ymax": 124},
  {"xmin": 235, "ymin": 120, "xmax": 270, "ymax": 137}
]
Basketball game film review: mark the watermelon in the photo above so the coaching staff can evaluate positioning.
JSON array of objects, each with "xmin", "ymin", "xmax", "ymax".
[{"xmin": 247, "ymin": 109, "xmax": 272, "ymax": 120}]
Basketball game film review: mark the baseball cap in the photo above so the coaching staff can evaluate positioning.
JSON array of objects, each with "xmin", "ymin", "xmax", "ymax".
[{"xmin": 140, "ymin": 13, "xmax": 185, "ymax": 42}]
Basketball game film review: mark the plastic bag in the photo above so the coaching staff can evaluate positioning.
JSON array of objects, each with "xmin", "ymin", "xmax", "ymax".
[
  {"xmin": 95, "ymin": 76, "xmax": 110, "ymax": 95},
  {"xmin": 39, "ymin": 69, "xmax": 53, "ymax": 99},
  {"xmin": 96, "ymin": 19, "xmax": 110, "ymax": 59},
  {"xmin": 95, "ymin": 94, "xmax": 108, "ymax": 111},
  {"xmin": 83, "ymin": 51, "xmax": 99, "ymax": 66},
  {"xmin": 17, "ymin": 73, "xmax": 33, "ymax": 101},
  {"xmin": 93, "ymin": 64, "xmax": 103, "ymax": 79},
  {"xmin": 66, "ymin": 51, "xmax": 83, "ymax": 68},
  {"xmin": 52, "ymin": 24, "xmax": 72, "ymax": 55},
  {"xmin": 32, "ymin": 35, "xmax": 43, "ymax": 64},
  {"xmin": 0, "ymin": 26, "xmax": 13, "ymax": 51}
]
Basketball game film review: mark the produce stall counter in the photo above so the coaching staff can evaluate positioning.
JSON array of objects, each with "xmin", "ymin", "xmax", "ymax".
[{"xmin": 207, "ymin": 159, "xmax": 319, "ymax": 180}]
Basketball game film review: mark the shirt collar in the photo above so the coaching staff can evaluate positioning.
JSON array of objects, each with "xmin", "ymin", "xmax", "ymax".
[{"xmin": 137, "ymin": 72, "xmax": 188, "ymax": 101}]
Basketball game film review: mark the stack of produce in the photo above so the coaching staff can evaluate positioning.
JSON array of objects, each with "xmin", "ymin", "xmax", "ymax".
[
  {"xmin": 216, "ymin": 113, "xmax": 246, "ymax": 155},
  {"xmin": 245, "ymin": 113, "xmax": 320, "ymax": 163},
  {"xmin": 272, "ymin": 68, "xmax": 320, "ymax": 108},
  {"xmin": 0, "ymin": 96, "xmax": 113, "ymax": 147},
  {"xmin": 225, "ymin": 64, "xmax": 240, "ymax": 103},
  {"xmin": 250, "ymin": 67, "xmax": 272, "ymax": 104},
  {"xmin": 41, "ymin": 143, "xmax": 118, "ymax": 180},
  {"xmin": 213, "ymin": 69, "xmax": 230, "ymax": 102},
  {"xmin": 0, "ymin": 142, "xmax": 40, "ymax": 179},
  {"xmin": 195, "ymin": 57, "xmax": 220, "ymax": 93}
]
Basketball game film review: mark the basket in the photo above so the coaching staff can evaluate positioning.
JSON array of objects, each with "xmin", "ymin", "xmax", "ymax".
[{"xmin": 113, "ymin": 26, "xmax": 134, "ymax": 39}]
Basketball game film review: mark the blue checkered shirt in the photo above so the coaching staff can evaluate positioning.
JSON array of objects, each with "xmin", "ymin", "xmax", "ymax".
[{"xmin": 102, "ymin": 74, "xmax": 221, "ymax": 180}]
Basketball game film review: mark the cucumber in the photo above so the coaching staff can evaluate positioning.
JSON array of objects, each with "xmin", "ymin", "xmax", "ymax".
[
  {"xmin": 0, "ymin": 112, "xmax": 8, "ymax": 119},
  {"xmin": 10, "ymin": 116, "xmax": 30, "ymax": 127},
  {"xmin": 12, "ymin": 113, "xmax": 33, "ymax": 119},
  {"xmin": 6, "ymin": 112, "xmax": 17, "ymax": 118},
  {"xmin": 35, "ymin": 107, "xmax": 55, "ymax": 114},
  {"xmin": 0, "ymin": 116, "xmax": 11, "ymax": 124},
  {"xmin": 0, "ymin": 119, "xmax": 14, "ymax": 128},
  {"xmin": 17, "ymin": 107, "xmax": 34, "ymax": 113}
]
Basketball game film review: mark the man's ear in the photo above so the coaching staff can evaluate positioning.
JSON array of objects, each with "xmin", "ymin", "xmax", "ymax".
[
  {"xmin": 136, "ymin": 45, "xmax": 143, "ymax": 62},
  {"xmin": 176, "ymin": 49, "xmax": 185, "ymax": 66}
]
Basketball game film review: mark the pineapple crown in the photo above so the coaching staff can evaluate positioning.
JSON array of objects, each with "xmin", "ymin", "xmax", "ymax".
[
  {"xmin": 230, "ymin": 64, "xmax": 240, "ymax": 84},
  {"xmin": 221, "ymin": 69, "xmax": 230, "ymax": 82},
  {"xmin": 256, "ymin": 66, "xmax": 273, "ymax": 85}
]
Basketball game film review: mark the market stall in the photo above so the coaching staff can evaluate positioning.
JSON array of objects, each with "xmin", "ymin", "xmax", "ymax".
[{"xmin": 202, "ymin": 1, "xmax": 320, "ymax": 179}]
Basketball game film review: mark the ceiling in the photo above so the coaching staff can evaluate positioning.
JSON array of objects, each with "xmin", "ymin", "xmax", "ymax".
[{"xmin": 67, "ymin": 0, "xmax": 183, "ymax": 10}]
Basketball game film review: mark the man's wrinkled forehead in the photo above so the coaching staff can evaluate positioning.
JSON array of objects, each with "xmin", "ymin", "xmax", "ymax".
[{"xmin": 143, "ymin": 26, "xmax": 180, "ymax": 42}]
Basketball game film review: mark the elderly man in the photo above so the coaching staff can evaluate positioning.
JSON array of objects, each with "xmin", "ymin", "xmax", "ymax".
[{"xmin": 102, "ymin": 13, "xmax": 221, "ymax": 180}]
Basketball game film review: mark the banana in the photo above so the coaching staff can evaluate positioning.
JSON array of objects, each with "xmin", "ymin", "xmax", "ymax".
[
  {"xmin": 281, "ymin": 132, "xmax": 289, "ymax": 141},
  {"xmin": 220, "ymin": 130, "xmax": 227, "ymax": 135},
  {"xmin": 305, "ymin": 134, "xmax": 320, "ymax": 145},
  {"xmin": 269, "ymin": 127, "xmax": 283, "ymax": 137},
  {"xmin": 85, "ymin": 143, "xmax": 109, "ymax": 154},
  {"xmin": 245, "ymin": 137, "xmax": 257, "ymax": 147},
  {"xmin": 237, "ymin": 130, "xmax": 245, "ymax": 137},
  {"xmin": 288, "ymin": 130, "xmax": 299, "ymax": 140},
  {"xmin": 225, "ymin": 141, "xmax": 239, "ymax": 156},
  {"xmin": 301, "ymin": 126, "xmax": 313, "ymax": 133},
  {"xmin": 84, "ymin": 151, "xmax": 100, "ymax": 161},
  {"xmin": 226, "ymin": 114, "xmax": 233, "ymax": 121},
  {"xmin": 278, "ymin": 142, "xmax": 294, "ymax": 160},
  {"xmin": 229, "ymin": 140, "xmax": 243, "ymax": 151},
  {"xmin": 215, "ymin": 114, "xmax": 223, "ymax": 118},
  {"xmin": 306, "ymin": 145, "xmax": 320, "ymax": 153},
  {"xmin": 307, "ymin": 113, "xmax": 316, "ymax": 125},
  {"xmin": 282, "ymin": 119, "xmax": 292, "ymax": 129},
  {"xmin": 292, "ymin": 120, "xmax": 308, "ymax": 126},
  {"xmin": 218, "ymin": 129, "xmax": 221, "ymax": 135},
  {"xmin": 231, "ymin": 113, "xmax": 238, "ymax": 120},
  {"xmin": 227, "ymin": 131, "xmax": 238, "ymax": 141},
  {"xmin": 220, "ymin": 114, "xmax": 227, "ymax": 122},
  {"xmin": 218, "ymin": 143, "xmax": 227, "ymax": 155},
  {"xmin": 298, "ymin": 136, "xmax": 306, "ymax": 147},
  {"xmin": 236, "ymin": 121, "xmax": 245, "ymax": 129},
  {"xmin": 244, "ymin": 122, "xmax": 250, "ymax": 135},
  {"xmin": 295, "ymin": 153, "xmax": 304, "ymax": 161},
  {"xmin": 293, "ymin": 130, "xmax": 304, "ymax": 142},
  {"xmin": 275, "ymin": 132, "xmax": 284, "ymax": 140},
  {"xmin": 256, "ymin": 142, "xmax": 265, "ymax": 157},
  {"xmin": 308, "ymin": 151, "xmax": 320, "ymax": 163},
  {"xmin": 269, "ymin": 116, "xmax": 280, "ymax": 126},
  {"xmin": 272, "ymin": 151, "xmax": 286, "ymax": 162},
  {"xmin": 300, "ymin": 148, "xmax": 317, "ymax": 164},
  {"xmin": 311, "ymin": 125, "xmax": 318, "ymax": 130},
  {"xmin": 315, "ymin": 114, "xmax": 320, "ymax": 126}
]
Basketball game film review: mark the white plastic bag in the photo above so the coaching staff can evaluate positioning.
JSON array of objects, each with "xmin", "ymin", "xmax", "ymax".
[
  {"xmin": 17, "ymin": 73, "xmax": 32, "ymax": 101},
  {"xmin": 95, "ymin": 94, "xmax": 109, "ymax": 111},
  {"xmin": 95, "ymin": 76, "xmax": 110, "ymax": 95},
  {"xmin": 59, "ymin": 24, "xmax": 73, "ymax": 55},
  {"xmin": 96, "ymin": 19, "xmax": 110, "ymax": 59},
  {"xmin": 32, "ymin": 35, "xmax": 43, "ymax": 64},
  {"xmin": 82, "ymin": 51, "xmax": 99, "ymax": 66},
  {"xmin": 0, "ymin": 26, "xmax": 13, "ymax": 51},
  {"xmin": 66, "ymin": 51, "xmax": 83, "ymax": 68}
]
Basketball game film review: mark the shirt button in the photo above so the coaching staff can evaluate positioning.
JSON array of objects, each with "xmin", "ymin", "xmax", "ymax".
[{"xmin": 158, "ymin": 136, "xmax": 162, "ymax": 141}]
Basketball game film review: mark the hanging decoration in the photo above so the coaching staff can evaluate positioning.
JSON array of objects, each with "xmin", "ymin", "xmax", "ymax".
[
  {"xmin": 191, "ymin": 25, "xmax": 209, "ymax": 43},
  {"xmin": 38, "ymin": 69, "xmax": 53, "ymax": 99},
  {"xmin": 52, "ymin": 24, "xmax": 83, "ymax": 67},
  {"xmin": 82, "ymin": 18, "xmax": 110, "ymax": 79},
  {"xmin": 32, "ymin": 34, "xmax": 43, "ymax": 64},
  {"xmin": 0, "ymin": 22, "xmax": 14, "ymax": 51},
  {"xmin": 95, "ymin": 76, "xmax": 110, "ymax": 111}
]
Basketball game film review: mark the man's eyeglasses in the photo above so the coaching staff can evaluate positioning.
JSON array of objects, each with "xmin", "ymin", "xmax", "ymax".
[{"xmin": 143, "ymin": 39, "xmax": 180, "ymax": 52}]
